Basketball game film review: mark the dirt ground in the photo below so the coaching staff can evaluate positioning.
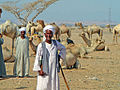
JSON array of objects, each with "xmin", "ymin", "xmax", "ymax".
[{"xmin": 0, "ymin": 27, "xmax": 120, "ymax": 90}]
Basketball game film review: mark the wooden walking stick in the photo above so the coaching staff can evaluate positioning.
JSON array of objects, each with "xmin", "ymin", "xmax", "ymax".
[{"xmin": 59, "ymin": 63, "xmax": 70, "ymax": 90}]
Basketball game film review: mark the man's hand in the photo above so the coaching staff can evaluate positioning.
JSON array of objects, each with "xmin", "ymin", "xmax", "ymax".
[
  {"xmin": 38, "ymin": 65, "xmax": 46, "ymax": 76},
  {"xmin": 38, "ymin": 70, "xmax": 46, "ymax": 76}
]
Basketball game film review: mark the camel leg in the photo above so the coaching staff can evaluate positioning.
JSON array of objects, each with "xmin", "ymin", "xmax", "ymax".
[
  {"xmin": 67, "ymin": 30, "xmax": 71, "ymax": 38},
  {"xmin": 113, "ymin": 35, "xmax": 115, "ymax": 43},
  {"xmin": 12, "ymin": 38, "xmax": 14, "ymax": 56},
  {"xmin": 87, "ymin": 33, "xmax": 90, "ymax": 40},
  {"xmin": 115, "ymin": 35, "xmax": 117, "ymax": 44},
  {"xmin": 90, "ymin": 33, "xmax": 92, "ymax": 40},
  {"xmin": 100, "ymin": 30, "xmax": 103, "ymax": 40}
]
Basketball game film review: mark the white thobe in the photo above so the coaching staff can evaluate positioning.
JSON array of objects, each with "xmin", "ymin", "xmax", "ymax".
[
  {"xmin": 13, "ymin": 36, "xmax": 29, "ymax": 77},
  {"xmin": 33, "ymin": 40, "xmax": 66, "ymax": 90}
]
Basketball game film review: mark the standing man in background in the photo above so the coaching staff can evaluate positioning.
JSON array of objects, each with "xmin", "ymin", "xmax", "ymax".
[
  {"xmin": 13, "ymin": 27, "xmax": 30, "ymax": 78},
  {"xmin": 0, "ymin": 8, "xmax": 6, "ymax": 78}
]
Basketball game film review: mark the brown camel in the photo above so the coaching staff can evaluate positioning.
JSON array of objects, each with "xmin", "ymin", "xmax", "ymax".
[
  {"xmin": 30, "ymin": 20, "xmax": 45, "ymax": 35},
  {"xmin": 50, "ymin": 22, "xmax": 61, "ymax": 40},
  {"xmin": 75, "ymin": 22, "xmax": 83, "ymax": 29}
]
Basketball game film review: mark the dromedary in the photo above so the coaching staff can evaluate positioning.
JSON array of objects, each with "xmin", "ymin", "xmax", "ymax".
[
  {"xmin": 79, "ymin": 32, "xmax": 109, "ymax": 51},
  {"xmin": 30, "ymin": 20, "xmax": 45, "ymax": 35},
  {"xmin": 59, "ymin": 24, "xmax": 71, "ymax": 40},
  {"xmin": 2, "ymin": 46, "xmax": 15, "ymax": 62},
  {"xmin": 0, "ymin": 20, "xmax": 19, "ymax": 56},
  {"xmin": 78, "ymin": 23, "xmax": 103, "ymax": 40},
  {"xmin": 29, "ymin": 35, "xmax": 42, "ymax": 55},
  {"xmin": 84, "ymin": 24, "xmax": 103, "ymax": 40},
  {"xmin": 75, "ymin": 22, "xmax": 83, "ymax": 29},
  {"xmin": 26, "ymin": 21, "xmax": 36, "ymax": 36},
  {"xmin": 29, "ymin": 36, "xmax": 103, "ymax": 69},
  {"xmin": 112, "ymin": 24, "xmax": 120, "ymax": 44},
  {"xmin": 50, "ymin": 22, "xmax": 61, "ymax": 41}
]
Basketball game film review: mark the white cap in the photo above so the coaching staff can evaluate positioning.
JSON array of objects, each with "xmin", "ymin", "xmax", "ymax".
[
  {"xmin": 19, "ymin": 27, "xmax": 26, "ymax": 32},
  {"xmin": 43, "ymin": 25, "xmax": 55, "ymax": 34}
]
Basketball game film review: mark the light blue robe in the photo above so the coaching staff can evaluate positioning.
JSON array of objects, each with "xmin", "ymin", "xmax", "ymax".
[
  {"xmin": 0, "ymin": 38, "xmax": 6, "ymax": 77},
  {"xmin": 13, "ymin": 36, "xmax": 29, "ymax": 77}
]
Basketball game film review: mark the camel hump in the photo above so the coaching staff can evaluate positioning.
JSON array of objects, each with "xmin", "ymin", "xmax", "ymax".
[
  {"xmin": 114, "ymin": 24, "xmax": 120, "ymax": 30},
  {"xmin": 36, "ymin": 20, "xmax": 45, "ymax": 28},
  {"xmin": 5, "ymin": 20, "xmax": 12, "ymax": 25}
]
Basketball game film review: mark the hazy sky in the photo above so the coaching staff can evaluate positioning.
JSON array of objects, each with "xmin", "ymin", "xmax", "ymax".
[{"xmin": 1, "ymin": 0, "xmax": 120, "ymax": 24}]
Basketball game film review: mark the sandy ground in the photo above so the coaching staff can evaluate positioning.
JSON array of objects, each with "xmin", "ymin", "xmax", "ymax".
[{"xmin": 0, "ymin": 28, "xmax": 120, "ymax": 90}]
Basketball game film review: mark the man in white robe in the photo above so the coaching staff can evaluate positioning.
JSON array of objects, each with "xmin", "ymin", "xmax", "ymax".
[
  {"xmin": 0, "ymin": 32, "xmax": 6, "ymax": 77},
  {"xmin": 13, "ymin": 27, "xmax": 30, "ymax": 77},
  {"xmin": 33, "ymin": 25, "xmax": 66, "ymax": 90}
]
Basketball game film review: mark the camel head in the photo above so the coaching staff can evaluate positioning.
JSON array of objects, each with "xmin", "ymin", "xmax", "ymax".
[
  {"xmin": 36, "ymin": 20, "xmax": 45, "ymax": 28},
  {"xmin": 94, "ymin": 38, "xmax": 105, "ymax": 45},
  {"xmin": 79, "ymin": 32, "xmax": 86, "ymax": 37},
  {"xmin": 61, "ymin": 24, "xmax": 66, "ymax": 27},
  {"xmin": 75, "ymin": 22, "xmax": 83, "ymax": 29}
]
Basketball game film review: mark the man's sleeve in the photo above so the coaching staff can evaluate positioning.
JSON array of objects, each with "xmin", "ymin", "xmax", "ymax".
[
  {"xmin": 56, "ymin": 40, "xmax": 66, "ymax": 60},
  {"xmin": 33, "ymin": 44, "xmax": 42, "ymax": 72}
]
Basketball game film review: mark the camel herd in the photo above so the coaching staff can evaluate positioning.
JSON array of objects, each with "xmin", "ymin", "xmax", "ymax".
[{"xmin": 0, "ymin": 20, "xmax": 120, "ymax": 69}]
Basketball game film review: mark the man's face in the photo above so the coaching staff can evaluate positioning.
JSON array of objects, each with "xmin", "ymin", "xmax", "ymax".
[
  {"xmin": 45, "ymin": 30, "xmax": 53, "ymax": 41},
  {"xmin": 21, "ymin": 31, "xmax": 25, "ymax": 37}
]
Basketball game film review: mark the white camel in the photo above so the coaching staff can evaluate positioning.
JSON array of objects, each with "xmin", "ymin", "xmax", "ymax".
[
  {"xmin": 59, "ymin": 24, "xmax": 71, "ymax": 40},
  {"xmin": 30, "ymin": 20, "xmax": 45, "ymax": 35},
  {"xmin": 79, "ymin": 32, "xmax": 109, "ymax": 51},
  {"xmin": 3, "ymin": 46, "xmax": 15, "ymax": 62},
  {"xmin": 84, "ymin": 24, "xmax": 103, "ymax": 40},
  {"xmin": 0, "ymin": 20, "xmax": 19, "ymax": 56},
  {"xmin": 112, "ymin": 24, "xmax": 120, "ymax": 44},
  {"xmin": 60, "ymin": 38, "xmax": 104, "ymax": 68},
  {"xmin": 78, "ymin": 23, "xmax": 103, "ymax": 40}
]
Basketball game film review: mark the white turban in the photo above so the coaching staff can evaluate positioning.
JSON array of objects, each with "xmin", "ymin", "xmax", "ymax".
[
  {"xmin": 43, "ymin": 25, "xmax": 55, "ymax": 41},
  {"xmin": 19, "ymin": 27, "xmax": 26, "ymax": 32},
  {"xmin": 43, "ymin": 25, "xmax": 55, "ymax": 34}
]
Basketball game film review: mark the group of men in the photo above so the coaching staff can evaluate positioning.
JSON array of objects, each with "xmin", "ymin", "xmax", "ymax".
[{"xmin": 0, "ymin": 25, "xmax": 66, "ymax": 90}]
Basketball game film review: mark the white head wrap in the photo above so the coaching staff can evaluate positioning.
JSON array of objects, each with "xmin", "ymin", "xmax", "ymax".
[
  {"xmin": 43, "ymin": 25, "xmax": 55, "ymax": 34},
  {"xmin": 43, "ymin": 25, "xmax": 55, "ymax": 41},
  {"xmin": 19, "ymin": 27, "xmax": 26, "ymax": 32}
]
